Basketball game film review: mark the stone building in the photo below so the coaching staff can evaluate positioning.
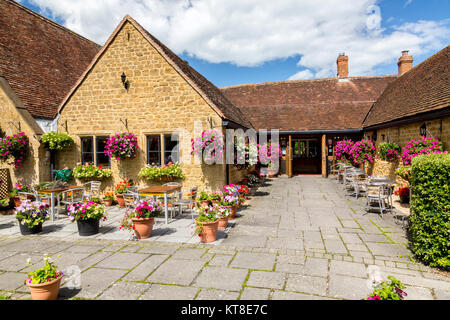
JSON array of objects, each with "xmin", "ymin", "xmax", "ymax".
[{"xmin": 55, "ymin": 16, "xmax": 252, "ymax": 192}]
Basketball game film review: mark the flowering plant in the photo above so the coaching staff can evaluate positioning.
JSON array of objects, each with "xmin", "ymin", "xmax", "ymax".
[
  {"xmin": 41, "ymin": 131, "xmax": 74, "ymax": 151},
  {"xmin": 218, "ymin": 193, "xmax": 240, "ymax": 207},
  {"xmin": 105, "ymin": 132, "xmax": 139, "ymax": 160},
  {"xmin": 138, "ymin": 162, "xmax": 185, "ymax": 181},
  {"xmin": 217, "ymin": 206, "xmax": 231, "ymax": 218},
  {"xmin": 191, "ymin": 129, "xmax": 224, "ymax": 164},
  {"xmin": 394, "ymin": 186, "xmax": 410, "ymax": 197},
  {"xmin": 349, "ymin": 139, "xmax": 376, "ymax": 165},
  {"xmin": 234, "ymin": 139, "xmax": 258, "ymax": 169},
  {"xmin": 103, "ymin": 192, "xmax": 115, "ymax": 200},
  {"xmin": 15, "ymin": 200, "xmax": 49, "ymax": 228},
  {"xmin": 9, "ymin": 183, "xmax": 31, "ymax": 197},
  {"xmin": 395, "ymin": 166, "xmax": 411, "ymax": 181},
  {"xmin": 26, "ymin": 254, "xmax": 63, "ymax": 285},
  {"xmin": 401, "ymin": 137, "xmax": 446, "ymax": 166},
  {"xmin": 194, "ymin": 205, "xmax": 220, "ymax": 235},
  {"xmin": 119, "ymin": 199, "xmax": 163, "ymax": 232},
  {"xmin": 258, "ymin": 142, "xmax": 282, "ymax": 165},
  {"xmin": 378, "ymin": 142, "xmax": 401, "ymax": 162},
  {"xmin": 115, "ymin": 180, "xmax": 132, "ymax": 194},
  {"xmin": 0, "ymin": 132, "xmax": 29, "ymax": 167},
  {"xmin": 334, "ymin": 140, "xmax": 354, "ymax": 161},
  {"xmin": 67, "ymin": 201, "xmax": 108, "ymax": 221},
  {"xmin": 366, "ymin": 276, "xmax": 407, "ymax": 300},
  {"xmin": 73, "ymin": 163, "xmax": 112, "ymax": 179}
]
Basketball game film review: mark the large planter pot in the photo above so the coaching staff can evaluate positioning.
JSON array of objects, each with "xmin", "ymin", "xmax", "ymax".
[
  {"xmin": 13, "ymin": 196, "xmax": 21, "ymax": 207},
  {"xmin": 18, "ymin": 220, "xmax": 43, "ymax": 235},
  {"xmin": 132, "ymin": 217, "xmax": 154, "ymax": 239},
  {"xmin": 103, "ymin": 199, "xmax": 113, "ymax": 207},
  {"xmin": 196, "ymin": 219, "xmax": 219, "ymax": 243},
  {"xmin": 27, "ymin": 274, "xmax": 62, "ymax": 300},
  {"xmin": 116, "ymin": 194, "xmax": 125, "ymax": 208},
  {"xmin": 76, "ymin": 218, "xmax": 100, "ymax": 236},
  {"xmin": 399, "ymin": 195, "xmax": 410, "ymax": 204},
  {"xmin": 218, "ymin": 217, "xmax": 228, "ymax": 230}
]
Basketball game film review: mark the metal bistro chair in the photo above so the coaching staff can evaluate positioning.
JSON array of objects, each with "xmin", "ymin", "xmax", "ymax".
[
  {"xmin": 329, "ymin": 163, "xmax": 340, "ymax": 180},
  {"xmin": 171, "ymin": 187, "xmax": 198, "ymax": 221},
  {"xmin": 351, "ymin": 173, "xmax": 367, "ymax": 199},
  {"xmin": 18, "ymin": 187, "xmax": 51, "ymax": 204},
  {"xmin": 59, "ymin": 188, "xmax": 85, "ymax": 212},
  {"xmin": 364, "ymin": 183, "xmax": 392, "ymax": 217},
  {"xmin": 123, "ymin": 192, "xmax": 141, "ymax": 209},
  {"xmin": 82, "ymin": 181, "xmax": 102, "ymax": 201}
]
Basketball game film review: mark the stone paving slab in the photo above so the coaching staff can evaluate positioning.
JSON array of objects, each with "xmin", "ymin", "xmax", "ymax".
[{"xmin": 0, "ymin": 176, "xmax": 448, "ymax": 300}]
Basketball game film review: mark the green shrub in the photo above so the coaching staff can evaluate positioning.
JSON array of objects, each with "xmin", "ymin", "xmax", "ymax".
[
  {"xmin": 409, "ymin": 153, "xmax": 450, "ymax": 270},
  {"xmin": 378, "ymin": 142, "xmax": 401, "ymax": 162},
  {"xmin": 41, "ymin": 131, "xmax": 74, "ymax": 151}
]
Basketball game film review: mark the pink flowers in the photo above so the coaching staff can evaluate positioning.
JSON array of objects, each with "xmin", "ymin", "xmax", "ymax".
[
  {"xmin": 401, "ymin": 137, "xmax": 446, "ymax": 165},
  {"xmin": 0, "ymin": 132, "xmax": 29, "ymax": 168},
  {"xmin": 335, "ymin": 139, "xmax": 375, "ymax": 165},
  {"xmin": 191, "ymin": 129, "xmax": 225, "ymax": 164},
  {"xmin": 334, "ymin": 140, "xmax": 354, "ymax": 160},
  {"xmin": 104, "ymin": 132, "xmax": 138, "ymax": 160}
]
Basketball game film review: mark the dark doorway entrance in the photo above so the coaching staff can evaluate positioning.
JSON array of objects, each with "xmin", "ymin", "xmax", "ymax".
[{"xmin": 292, "ymin": 138, "xmax": 321, "ymax": 174}]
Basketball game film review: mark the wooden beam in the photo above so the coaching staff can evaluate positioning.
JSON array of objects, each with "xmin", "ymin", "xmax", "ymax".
[{"xmin": 321, "ymin": 134, "xmax": 327, "ymax": 177}]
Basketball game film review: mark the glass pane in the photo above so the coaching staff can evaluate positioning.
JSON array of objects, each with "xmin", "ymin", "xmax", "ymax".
[
  {"xmin": 96, "ymin": 137, "xmax": 110, "ymax": 168},
  {"xmin": 81, "ymin": 137, "xmax": 93, "ymax": 164},
  {"xmin": 164, "ymin": 134, "xmax": 179, "ymax": 164},
  {"xmin": 147, "ymin": 135, "xmax": 160, "ymax": 166}
]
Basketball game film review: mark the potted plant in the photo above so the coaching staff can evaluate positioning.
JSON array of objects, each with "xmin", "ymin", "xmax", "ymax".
[
  {"xmin": 194, "ymin": 206, "xmax": 220, "ymax": 243},
  {"xmin": 90, "ymin": 196, "xmax": 102, "ymax": 205},
  {"xmin": 115, "ymin": 180, "xmax": 132, "ymax": 208},
  {"xmin": 15, "ymin": 200, "xmax": 49, "ymax": 235},
  {"xmin": 209, "ymin": 191, "xmax": 222, "ymax": 206},
  {"xmin": 197, "ymin": 191, "xmax": 210, "ymax": 207},
  {"xmin": 365, "ymin": 276, "xmax": 407, "ymax": 300},
  {"xmin": 217, "ymin": 206, "xmax": 231, "ymax": 230},
  {"xmin": 25, "ymin": 254, "xmax": 63, "ymax": 300},
  {"xmin": 105, "ymin": 132, "xmax": 139, "ymax": 161},
  {"xmin": 67, "ymin": 201, "xmax": 108, "ymax": 236},
  {"xmin": 73, "ymin": 163, "xmax": 113, "ymax": 180},
  {"xmin": 378, "ymin": 142, "xmax": 401, "ymax": 162},
  {"xmin": 218, "ymin": 192, "xmax": 240, "ymax": 220},
  {"xmin": 394, "ymin": 186, "xmax": 410, "ymax": 204},
  {"xmin": 103, "ymin": 192, "xmax": 115, "ymax": 207},
  {"xmin": 10, "ymin": 183, "xmax": 32, "ymax": 207},
  {"xmin": 138, "ymin": 162, "xmax": 185, "ymax": 182},
  {"xmin": 41, "ymin": 131, "xmax": 74, "ymax": 151},
  {"xmin": 120, "ymin": 199, "xmax": 163, "ymax": 239}
]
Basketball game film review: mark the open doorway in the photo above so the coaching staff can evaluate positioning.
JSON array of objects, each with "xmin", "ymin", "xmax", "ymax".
[{"xmin": 292, "ymin": 138, "xmax": 321, "ymax": 174}]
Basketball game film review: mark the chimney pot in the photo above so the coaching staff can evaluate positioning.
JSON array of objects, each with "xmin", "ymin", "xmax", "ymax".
[
  {"xmin": 398, "ymin": 50, "xmax": 413, "ymax": 75},
  {"xmin": 337, "ymin": 54, "xmax": 349, "ymax": 79}
]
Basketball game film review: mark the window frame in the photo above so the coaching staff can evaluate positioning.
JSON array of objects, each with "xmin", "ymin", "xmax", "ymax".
[{"xmin": 79, "ymin": 135, "xmax": 111, "ymax": 167}]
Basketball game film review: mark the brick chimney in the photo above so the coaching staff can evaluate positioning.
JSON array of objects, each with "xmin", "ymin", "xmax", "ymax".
[
  {"xmin": 398, "ymin": 50, "xmax": 413, "ymax": 75},
  {"xmin": 337, "ymin": 53, "xmax": 348, "ymax": 79}
]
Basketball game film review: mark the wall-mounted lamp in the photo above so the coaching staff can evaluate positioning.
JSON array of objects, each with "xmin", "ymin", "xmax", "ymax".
[
  {"xmin": 420, "ymin": 123, "xmax": 427, "ymax": 137},
  {"xmin": 121, "ymin": 72, "xmax": 130, "ymax": 91}
]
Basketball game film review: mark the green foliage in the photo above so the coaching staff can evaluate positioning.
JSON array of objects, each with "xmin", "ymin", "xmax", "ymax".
[
  {"xmin": 197, "ymin": 191, "xmax": 210, "ymax": 201},
  {"xmin": 73, "ymin": 163, "xmax": 112, "ymax": 179},
  {"xmin": 409, "ymin": 153, "xmax": 450, "ymax": 270},
  {"xmin": 366, "ymin": 276, "xmax": 407, "ymax": 300},
  {"xmin": 378, "ymin": 142, "xmax": 401, "ymax": 162},
  {"xmin": 41, "ymin": 131, "xmax": 74, "ymax": 151},
  {"xmin": 138, "ymin": 163, "xmax": 185, "ymax": 181},
  {"xmin": 26, "ymin": 254, "xmax": 62, "ymax": 285},
  {"xmin": 0, "ymin": 197, "xmax": 10, "ymax": 207},
  {"xmin": 395, "ymin": 166, "xmax": 411, "ymax": 182}
]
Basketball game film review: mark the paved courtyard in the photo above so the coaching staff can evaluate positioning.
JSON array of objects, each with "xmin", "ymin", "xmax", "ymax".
[{"xmin": 0, "ymin": 176, "xmax": 448, "ymax": 300}]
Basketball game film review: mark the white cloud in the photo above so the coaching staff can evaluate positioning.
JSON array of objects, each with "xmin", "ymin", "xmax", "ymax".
[
  {"xmin": 404, "ymin": 0, "xmax": 413, "ymax": 7},
  {"xmin": 28, "ymin": 0, "xmax": 450, "ymax": 79},
  {"xmin": 288, "ymin": 70, "xmax": 315, "ymax": 80}
]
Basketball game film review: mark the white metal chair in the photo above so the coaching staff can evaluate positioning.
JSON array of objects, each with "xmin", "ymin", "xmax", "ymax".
[
  {"xmin": 82, "ymin": 181, "xmax": 101, "ymax": 201},
  {"xmin": 123, "ymin": 192, "xmax": 140, "ymax": 209},
  {"xmin": 18, "ymin": 187, "xmax": 51, "ymax": 204},
  {"xmin": 364, "ymin": 184, "xmax": 392, "ymax": 217},
  {"xmin": 351, "ymin": 174, "xmax": 367, "ymax": 199},
  {"xmin": 171, "ymin": 187, "xmax": 198, "ymax": 221},
  {"xmin": 329, "ymin": 163, "xmax": 340, "ymax": 179},
  {"xmin": 59, "ymin": 188, "xmax": 85, "ymax": 211}
]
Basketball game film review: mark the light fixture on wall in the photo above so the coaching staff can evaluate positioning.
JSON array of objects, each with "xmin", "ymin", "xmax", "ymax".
[
  {"xmin": 420, "ymin": 123, "xmax": 427, "ymax": 137},
  {"xmin": 121, "ymin": 72, "xmax": 130, "ymax": 91}
]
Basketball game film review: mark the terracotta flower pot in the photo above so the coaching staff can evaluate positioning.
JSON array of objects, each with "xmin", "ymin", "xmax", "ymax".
[
  {"xmin": 196, "ymin": 219, "xmax": 219, "ymax": 243},
  {"xmin": 116, "ymin": 194, "xmax": 125, "ymax": 208},
  {"xmin": 399, "ymin": 195, "xmax": 410, "ymax": 204},
  {"xmin": 104, "ymin": 199, "xmax": 113, "ymax": 207},
  {"xmin": 13, "ymin": 196, "xmax": 21, "ymax": 207},
  {"xmin": 27, "ymin": 274, "xmax": 62, "ymax": 300},
  {"xmin": 132, "ymin": 217, "xmax": 154, "ymax": 239},
  {"xmin": 218, "ymin": 217, "xmax": 228, "ymax": 230}
]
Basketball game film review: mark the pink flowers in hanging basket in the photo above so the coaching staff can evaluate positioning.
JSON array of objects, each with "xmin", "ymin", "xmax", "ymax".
[
  {"xmin": 401, "ymin": 137, "xmax": 446, "ymax": 166},
  {"xmin": 334, "ymin": 140, "xmax": 354, "ymax": 161},
  {"xmin": 191, "ymin": 129, "xmax": 225, "ymax": 164},
  {"xmin": 104, "ymin": 132, "xmax": 138, "ymax": 161},
  {"xmin": 0, "ymin": 132, "xmax": 29, "ymax": 168},
  {"xmin": 349, "ymin": 139, "xmax": 376, "ymax": 165}
]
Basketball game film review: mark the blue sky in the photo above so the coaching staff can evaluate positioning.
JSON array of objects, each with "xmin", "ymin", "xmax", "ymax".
[{"xmin": 20, "ymin": 0, "xmax": 450, "ymax": 87}]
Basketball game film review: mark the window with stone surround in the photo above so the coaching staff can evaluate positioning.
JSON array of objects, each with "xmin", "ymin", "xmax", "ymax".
[
  {"xmin": 147, "ymin": 135, "xmax": 161, "ymax": 166},
  {"xmin": 146, "ymin": 134, "xmax": 180, "ymax": 166},
  {"xmin": 80, "ymin": 136, "xmax": 111, "ymax": 168}
]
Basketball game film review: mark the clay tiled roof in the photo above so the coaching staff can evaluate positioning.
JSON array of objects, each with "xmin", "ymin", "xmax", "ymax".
[
  {"xmin": 363, "ymin": 46, "xmax": 450, "ymax": 128},
  {"xmin": 221, "ymin": 76, "xmax": 397, "ymax": 131},
  {"xmin": 58, "ymin": 15, "xmax": 253, "ymax": 129},
  {"xmin": 0, "ymin": 0, "xmax": 101, "ymax": 119}
]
